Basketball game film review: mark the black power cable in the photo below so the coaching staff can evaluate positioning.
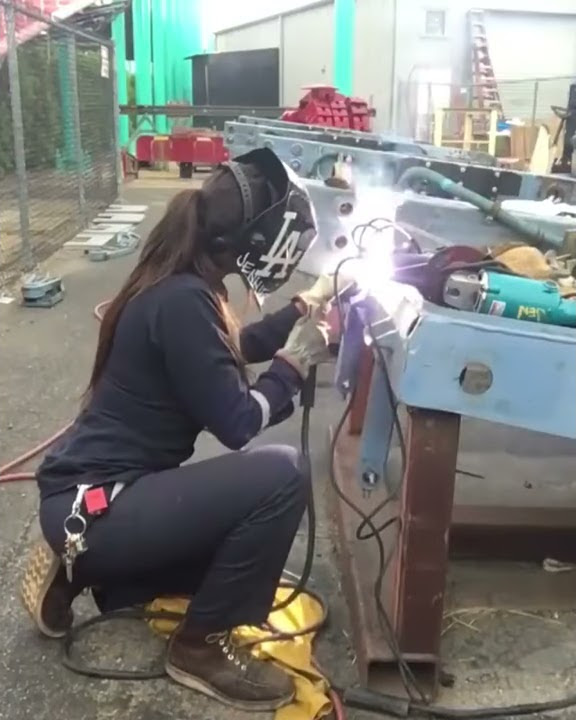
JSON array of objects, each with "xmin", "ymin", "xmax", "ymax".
[{"xmin": 270, "ymin": 366, "xmax": 317, "ymax": 613}]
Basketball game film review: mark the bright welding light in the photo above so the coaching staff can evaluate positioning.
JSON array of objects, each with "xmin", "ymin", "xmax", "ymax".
[
  {"xmin": 349, "ymin": 245, "xmax": 394, "ymax": 299},
  {"xmin": 326, "ymin": 183, "xmax": 407, "ymax": 308},
  {"xmin": 343, "ymin": 217, "xmax": 398, "ymax": 308}
]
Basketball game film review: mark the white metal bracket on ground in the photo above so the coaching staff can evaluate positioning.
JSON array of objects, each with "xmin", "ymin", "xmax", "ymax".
[
  {"xmin": 78, "ymin": 223, "xmax": 135, "ymax": 235},
  {"xmin": 108, "ymin": 205, "xmax": 149, "ymax": 213},
  {"xmin": 93, "ymin": 213, "xmax": 146, "ymax": 224},
  {"xmin": 64, "ymin": 204, "xmax": 149, "ymax": 254},
  {"xmin": 65, "ymin": 233, "xmax": 117, "ymax": 249}
]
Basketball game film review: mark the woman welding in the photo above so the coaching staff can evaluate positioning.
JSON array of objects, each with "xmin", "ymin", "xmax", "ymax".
[{"xmin": 22, "ymin": 148, "xmax": 339, "ymax": 712}]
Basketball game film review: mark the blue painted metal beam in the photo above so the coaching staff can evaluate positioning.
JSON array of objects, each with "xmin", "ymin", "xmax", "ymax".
[{"xmin": 368, "ymin": 286, "xmax": 576, "ymax": 440}]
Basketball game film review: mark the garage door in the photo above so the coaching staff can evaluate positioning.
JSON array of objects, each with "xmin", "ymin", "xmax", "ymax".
[{"xmin": 485, "ymin": 11, "xmax": 576, "ymax": 120}]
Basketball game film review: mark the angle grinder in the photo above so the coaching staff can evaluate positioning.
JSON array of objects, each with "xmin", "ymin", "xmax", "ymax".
[{"xmin": 444, "ymin": 269, "xmax": 576, "ymax": 328}]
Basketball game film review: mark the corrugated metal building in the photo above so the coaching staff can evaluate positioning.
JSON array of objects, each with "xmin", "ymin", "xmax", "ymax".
[{"xmin": 214, "ymin": 0, "xmax": 576, "ymax": 133}]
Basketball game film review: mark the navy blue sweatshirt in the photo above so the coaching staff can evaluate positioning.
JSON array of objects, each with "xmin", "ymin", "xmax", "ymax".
[{"xmin": 37, "ymin": 274, "xmax": 304, "ymax": 499}]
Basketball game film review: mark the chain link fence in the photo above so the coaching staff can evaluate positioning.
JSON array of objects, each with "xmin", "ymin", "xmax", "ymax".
[
  {"xmin": 0, "ymin": 0, "xmax": 119, "ymax": 289},
  {"xmin": 396, "ymin": 77, "xmax": 573, "ymax": 143}
]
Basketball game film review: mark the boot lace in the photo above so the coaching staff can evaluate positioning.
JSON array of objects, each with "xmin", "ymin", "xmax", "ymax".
[{"xmin": 206, "ymin": 631, "xmax": 250, "ymax": 673}]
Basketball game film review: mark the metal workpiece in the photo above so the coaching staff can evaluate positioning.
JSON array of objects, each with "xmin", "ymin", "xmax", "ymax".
[
  {"xmin": 298, "ymin": 178, "xmax": 361, "ymax": 276},
  {"xmin": 398, "ymin": 166, "xmax": 574, "ymax": 251},
  {"xmin": 397, "ymin": 194, "xmax": 576, "ymax": 250},
  {"xmin": 301, "ymin": 181, "xmax": 576, "ymax": 283},
  {"xmin": 228, "ymin": 128, "xmax": 405, "ymax": 182},
  {"xmin": 235, "ymin": 115, "xmax": 395, "ymax": 141},
  {"xmin": 334, "ymin": 296, "xmax": 369, "ymax": 398},
  {"xmin": 227, "ymin": 117, "xmax": 496, "ymax": 165},
  {"xmin": 225, "ymin": 118, "xmax": 576, "ymax": 204},
  {"xmin": 225, "ymin": 119, "xmax": 409, "ymax": 152}
]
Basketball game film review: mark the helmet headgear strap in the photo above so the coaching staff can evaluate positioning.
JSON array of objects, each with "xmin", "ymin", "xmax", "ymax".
[{"xmin": 222, "ymin": 160, "xmax": 255, "ymax": 226}]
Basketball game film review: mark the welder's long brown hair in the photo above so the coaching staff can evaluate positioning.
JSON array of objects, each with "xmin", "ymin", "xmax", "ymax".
[{"xmin": 87, "ymin": 163, "xmax": 272, "ymax": 393}]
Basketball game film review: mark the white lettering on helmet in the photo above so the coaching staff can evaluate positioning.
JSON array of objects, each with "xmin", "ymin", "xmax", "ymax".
[{"xmin": 237, "ymin": 252, "xmax": 268, "ymax": 296}]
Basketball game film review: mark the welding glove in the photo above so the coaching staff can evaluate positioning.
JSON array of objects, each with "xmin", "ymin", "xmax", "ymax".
[
  {"xmin": 295, "ymin": 273, "xmax": 355, "ymax": 318},
  {"xmin": 276, "ymin": 315, "xmax": 331, "ymax": 378}
]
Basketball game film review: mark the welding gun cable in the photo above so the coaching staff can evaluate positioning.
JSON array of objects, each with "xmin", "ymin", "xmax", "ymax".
[
  {"xmin": 61, "ymin": 585, "xmax": 331, "ymax": 682},
  {"xmin": 269, "ymin": 386, "xmax": 316, "ymax": 614}
]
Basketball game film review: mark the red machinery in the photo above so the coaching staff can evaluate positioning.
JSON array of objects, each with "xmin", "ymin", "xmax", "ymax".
[
  {"xmin": 282, "ymin": 85, "xmax": 373, "ymax": 131},
  {"xmin": 135, "ymin": 129, "xmax": 229, "ymax": 178},
  {"xmin": 131, "ymin": 88, "xmax": 373, "ymax": 178}
]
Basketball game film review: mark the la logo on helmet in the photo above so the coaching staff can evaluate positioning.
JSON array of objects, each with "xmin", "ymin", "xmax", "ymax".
[
  {"xmin": 237, "ymin": 211, "xmax": 305, "ymax": 294},
  {"xmin": 258, "ymin": 211, "xmax": 304, "ymax": 280}
]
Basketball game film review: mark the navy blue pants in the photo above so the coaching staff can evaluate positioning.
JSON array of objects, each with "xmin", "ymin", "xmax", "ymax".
[{"xmin": 39, "ymin": 444, "xmax": 307, "ymax": 631}]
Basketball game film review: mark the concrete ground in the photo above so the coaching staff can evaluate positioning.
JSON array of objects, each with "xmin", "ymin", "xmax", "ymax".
[{"xmin": 2, "ymin": 176, "xmax": 576, "ymax": 719}]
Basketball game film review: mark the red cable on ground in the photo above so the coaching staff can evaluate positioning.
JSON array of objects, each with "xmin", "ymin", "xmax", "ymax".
[
  {"xmin": 330, "ymin": 690, "xmax": 347, "ymax": 720},
  {"xmin": 0, "ymin": 425, "xmax": 73, "ymax": 483},
  {"xmin": 0, "ymin": 300, "xmax": 110, "ymax": 485}
]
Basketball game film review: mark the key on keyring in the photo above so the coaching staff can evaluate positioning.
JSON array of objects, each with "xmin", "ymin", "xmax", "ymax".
[{"xmin": 63, "ymin": 532, "xmax": 87, "ymax": 583}]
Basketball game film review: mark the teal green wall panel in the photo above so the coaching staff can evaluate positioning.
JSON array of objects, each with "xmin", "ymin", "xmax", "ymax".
[
  {"xmin": 151, "ymin": 0, "xmax": 167, "ymax": 132},
  {"xmin": 132, "ymin": 0, "xmax": 205, "ymax": 134},
  {"xmin": 334, "ymin": 0, "xmax": 355, "ymax": 95},
  {"xmin": 112, "ymin": 11, "xmax": 130, "ymax": 146},
  {"xmin": 133, "ymin": 0, "xmax": 153, "ymax": 105}
]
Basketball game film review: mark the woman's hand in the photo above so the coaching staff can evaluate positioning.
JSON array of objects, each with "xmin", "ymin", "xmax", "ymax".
[
  {"xmin": 275, "ymin": 315, "xmax": 331, "ymax": 378},
  {"xmin": 294, "ymin": 274, "xmax": 355, "ymax": 318}
]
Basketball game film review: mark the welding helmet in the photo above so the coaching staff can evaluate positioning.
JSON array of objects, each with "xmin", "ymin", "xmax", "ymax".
[{"xmin": 211, "ymin": 148, "xmax": 317, "ymax": 301}]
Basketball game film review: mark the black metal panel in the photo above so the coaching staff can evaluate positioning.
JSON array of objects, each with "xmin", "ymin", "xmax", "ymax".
[
  {"xmin": 189, "ymin": 49, "xmax": 280, "ymax": 130},
  {"xmin": 565, "ymin": 82, "xmax": 576, "ymax": 152}
]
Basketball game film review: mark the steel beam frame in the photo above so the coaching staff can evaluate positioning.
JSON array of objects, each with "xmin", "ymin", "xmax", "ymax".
[
  {"xmin": 224, "ymin": 117, "xmax": 576, "ymax": 204},
  {"xmin": 120, "ymin": 105, "xmax": 289, "ymax": 118},
  {"xmin": 332, "ymin": 347, "xmax": 576, "ymax": 699}
]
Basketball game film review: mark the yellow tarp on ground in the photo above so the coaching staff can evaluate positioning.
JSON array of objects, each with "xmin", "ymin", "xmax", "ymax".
[{"xmin": 147, "ymin": 586, "xmax": 332, "ymax": 720}]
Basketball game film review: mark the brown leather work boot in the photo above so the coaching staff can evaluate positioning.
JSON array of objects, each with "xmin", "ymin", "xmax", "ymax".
[
  {"xmin": 20, "ymin": 540, "xmax": 75, "ymax": 638},
  {"xmin": 165, "ymin": 626, "xmax": 295, "ymax": 711}
]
